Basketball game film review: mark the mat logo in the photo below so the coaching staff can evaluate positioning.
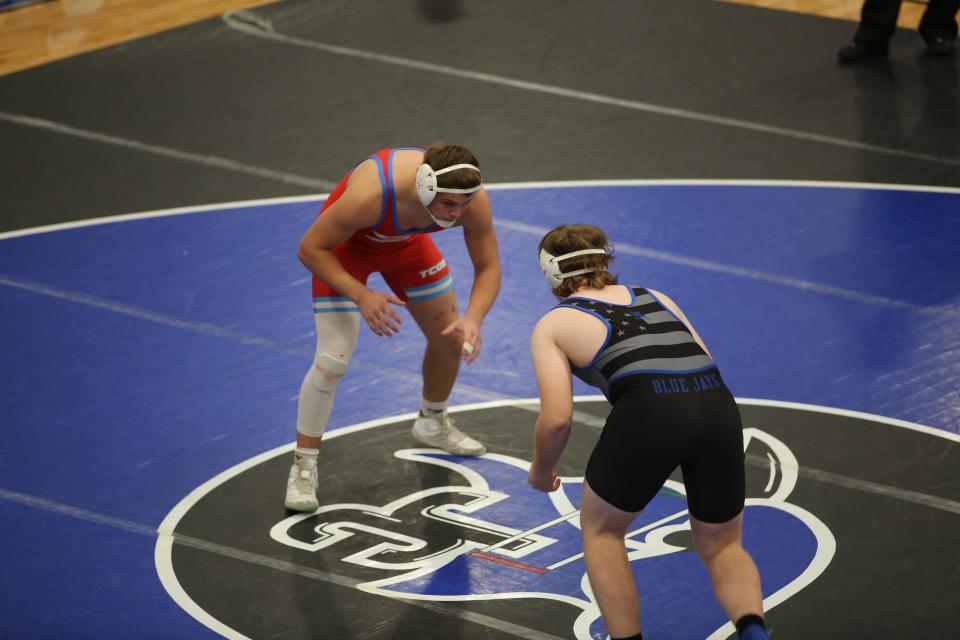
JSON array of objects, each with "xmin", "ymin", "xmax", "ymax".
[
  {"xmin": 270, "ymin": 431, "xmax": 835, "ymax": 640},
  {"xmin": 269, "ymin": 484, "xmax": 555, "ymax": 569}
]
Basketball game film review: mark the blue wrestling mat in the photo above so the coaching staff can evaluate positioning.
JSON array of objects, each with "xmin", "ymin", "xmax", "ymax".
[{"xmin": 1, "ymin": 181, "xmax": 958, "ymax": 639}]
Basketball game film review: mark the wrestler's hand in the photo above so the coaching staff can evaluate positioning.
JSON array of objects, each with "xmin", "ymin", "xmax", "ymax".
[
  {"xmin": 441, "ymin": 316, "xmax": 481, "ymax": 363},
  {"xmin": 528, "ymin": 468, "xmax": 561, "ymax": 492},
  {"xmin": 357, "ymin": 290, "xmax": 405, "ymax": 337}
]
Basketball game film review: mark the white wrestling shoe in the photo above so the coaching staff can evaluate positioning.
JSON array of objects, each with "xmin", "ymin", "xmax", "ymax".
[
  {"xmin": 411, "ymin": 412, "xmax": 487, "ymax": 456},
  {"xmin": 284, "ymin": 455, "xmax": 319, "ymax": 512}
]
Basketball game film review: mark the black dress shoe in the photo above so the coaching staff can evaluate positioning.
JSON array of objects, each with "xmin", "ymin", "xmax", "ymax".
[
  {"xmin": 837, "ymin": 42, "xmax": 889, "ymax": 63},
  {"xmin": 925, "ymin": 37, "xmax": 956, "ymax": 57}
]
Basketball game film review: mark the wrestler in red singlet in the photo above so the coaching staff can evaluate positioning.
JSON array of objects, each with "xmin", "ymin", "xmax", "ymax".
[
  {"xmin": 285, "ymin": 143, "xmax": 501, "ymax": 513},
  {"xmin": 312, "ymin": 148, "xmax": 454, "ymax": 313}
]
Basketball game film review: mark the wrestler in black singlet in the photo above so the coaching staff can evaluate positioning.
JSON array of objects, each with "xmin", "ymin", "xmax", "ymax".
[{"xmin": 558, "ymin": 285, "xmax": 745, "ymax": 522}]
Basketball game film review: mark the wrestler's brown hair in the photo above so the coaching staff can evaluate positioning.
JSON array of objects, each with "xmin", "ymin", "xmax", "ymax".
[
  {"xmin": 423, "ymin": 143, "xmax": 481, "ymax": 191},
  {"xmin": 538, "ymin": 224, "xmax": 617, "ymax": 298}
]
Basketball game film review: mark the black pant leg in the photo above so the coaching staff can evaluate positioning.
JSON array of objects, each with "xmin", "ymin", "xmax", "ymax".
[
  {"xmin": 854, "ymin": 0, "xmax": 904, "ymax": 43},
  {"xmin": 919, "ymin": 0, "xmax": 959, "ymax": 41}
]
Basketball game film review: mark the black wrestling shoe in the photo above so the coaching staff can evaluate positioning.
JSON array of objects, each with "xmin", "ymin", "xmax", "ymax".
[
  {"xmin": 837, "ymin": 41, "xmax": 889, "ymax": 63},
  {"xmin": 925, "ymin": 36, "xmax": 956, "ymax": 58}
]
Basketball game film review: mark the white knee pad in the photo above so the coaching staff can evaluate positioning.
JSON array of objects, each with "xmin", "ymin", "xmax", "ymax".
[
  {"xmin": 307, "ymin": 353, "xmax": 349, "ymax": 391},
  {"xmin": 296, "ymin": 311, "xmax": 360, "ymax": 438},
  {"xmin": 297, "ymin": 353, "xmax": 349, "ymax": 438}
]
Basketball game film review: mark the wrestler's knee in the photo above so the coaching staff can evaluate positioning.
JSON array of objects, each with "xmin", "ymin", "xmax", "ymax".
[
  {"xmin": 689, "ymin": 512, "xmax": 743, "ymax": 561},
  {"xmin": 425, "ymin": 329, "xmax": 464, "ymax": 361}
]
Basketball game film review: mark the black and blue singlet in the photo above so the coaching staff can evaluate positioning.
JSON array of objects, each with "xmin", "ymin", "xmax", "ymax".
[{"xmin": 557, "ymin": 285, "xmax": 745, "ymax": 522}]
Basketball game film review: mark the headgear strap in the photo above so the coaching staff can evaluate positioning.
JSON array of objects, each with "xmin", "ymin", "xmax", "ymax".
[
  {"xmin": 416, "ymin": 164, "xmax": 481, "ymax": 203},
  {"xmin": 539, "ymin": 248, "xmax": 607, "ymax": 289}
]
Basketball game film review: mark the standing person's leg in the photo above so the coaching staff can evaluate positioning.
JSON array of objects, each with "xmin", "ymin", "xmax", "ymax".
[
  {"xmin": 383, "ymin": 235, "xmax": 486, "ymax": 455},
  {"xmin": 285, "ymin": 305, "xmax": 360, "ymax": 511},
  {"xmin": 919, "ymin": 0, "xmax": 959, "ymax": 55},
  {"xmin": 839, "ymin": 0, "xmax": 903, "ymax": 61},
  {"xmin": 680, "ymin": 381, "xmax": 768, "ymax": 637},
  {"xmin": 854, "ymin": 0, "xmax": 904, "ymax": 43},
  {"xmin": 407, "ymin": 287, "xmax": 462, "ymax": 404},
  {"xmin": 689, "ymin": 513, "xmax": 768, "ymax": 638},
  {"xmin": 580, "ymin": 481, "xmax": 643, "ymax": 640},
  {"xmin": 405, "ymin": 287, "xmax": 486, "ymax": 455}
]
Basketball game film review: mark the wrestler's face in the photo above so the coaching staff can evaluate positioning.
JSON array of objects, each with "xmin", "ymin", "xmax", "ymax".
[{"xmin": 428, "ymin": 193, "xmax": 474, "ymax": 224}]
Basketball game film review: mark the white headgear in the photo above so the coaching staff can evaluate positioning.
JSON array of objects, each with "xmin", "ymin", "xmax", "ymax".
[
  {"xmin": 539, "ymin": 248, "xmax": 608, "ymax": 289},
  {"xmin": 416, "ymin": 163, "xmax": 482, "ymax": 228}
]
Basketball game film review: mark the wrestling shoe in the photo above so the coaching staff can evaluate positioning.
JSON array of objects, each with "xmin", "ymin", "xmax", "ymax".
[
  {"xmin": 412, "ymin": 412, "xmax": 487, "ymax": 456},
  {"xmin": 837, "ymin": 41, "xmax": 888, "ymax": 63},
  {"xmin": 285, "ymin": 455, "xmax": 319, "ymax": 511},
  {"xmin": 925, "ymin": 36, "xmax": 956, "ymax": 58}
]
